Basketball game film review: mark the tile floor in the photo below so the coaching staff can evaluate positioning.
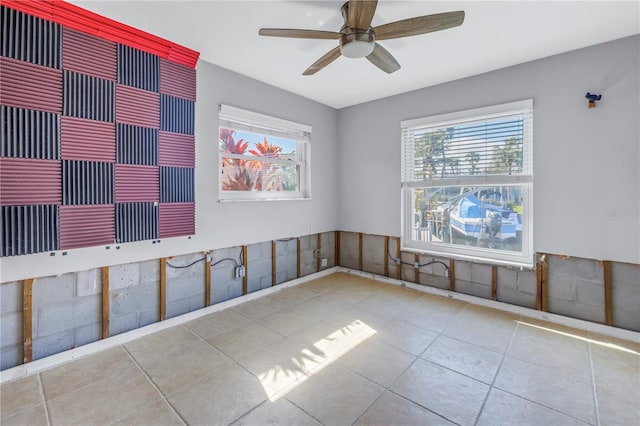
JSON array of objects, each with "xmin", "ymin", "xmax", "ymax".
[{"xmin": 1, "ymin": 272, "xmax": 639, "ymax": 426}]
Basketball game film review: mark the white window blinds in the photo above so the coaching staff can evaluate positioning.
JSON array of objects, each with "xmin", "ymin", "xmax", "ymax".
[{"xmin": 219, "ymin": 105, "xmax": 311, "ymax": 143}]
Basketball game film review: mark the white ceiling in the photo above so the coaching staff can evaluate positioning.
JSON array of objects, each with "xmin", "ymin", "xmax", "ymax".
[{"xmin": 73, "ymin": 1, "xmax": 639, "ymax": 109}]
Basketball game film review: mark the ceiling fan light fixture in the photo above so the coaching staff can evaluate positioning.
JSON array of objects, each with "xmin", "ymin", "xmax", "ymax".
[{"xmin": 340, "ymin": 40, "xmax": 374, "ymax": 58}]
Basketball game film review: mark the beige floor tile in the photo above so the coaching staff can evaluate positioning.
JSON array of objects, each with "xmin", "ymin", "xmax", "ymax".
[
  {"xmin": 47, "ymin": 366, "xmax": 161, "ymax": 425},
  {"xmin": 41, "ymin": 346, "xmax": 134, "ymax": 401},
  {"xmin": 167, "ymin": 363, "xmax": 266, "ymax": 425},
  {"xmin": 422, "ymin": 335, "xmax": 503, "ymax": 384},
  {"xmin": 374, "ymin": 319, "xmax": 439, "ymax": 356},
  {"xmin": 113, "ymin": 399, "xmax": 184, "ymax": 426},
  {"xmin": 0, "ymin": 375, "xmax": 42, "ymax": 420},
  {"xmin": 207, "ymin": 321, "xmax": 283, "ymax": 359},
  {"xmin": 590, "ymin": 341, "xmax": 640, "ymax": 396},
  {"xmin": 296, "ymin": 274, "xmax": 345, "ymax": 293},
  {"xmin": 396, "ymin": 296, "xmax": 467, "ymax": 333},
  {"xmin": 322, "ymin": 306, "xmax": 392, "ymax": 332},
  {"xmin": 477, "ymin": 388, "xmax": 587, "ymax": 426},
  {"xmin": 494, "ymin": 356, "xmax": 596, "ymax": 424},
  {"xmin": 124, "ymin": 325, "xmax": 199, "ymax": 366},
  {"xmin": 258, "ymin": 307, "xmax": 318, "ymax": 336},
  {"xmin": 354, "ymin": 292, "xmax": 406, "ymax": 319},
  {"xmin": 285, "ymin": 364, "xmax": 384, "ymax": 426},
  {"xmin": 355, "ymin": 391, "xmax": 454, "ymax": 426},
  {"xmin": 391, "ymin": 358, "xmax": 489, "ymax": 426},
  {"xmin": 232, "ymin": 296, "xmax": 289, "ymax": 320},
  {"xmin": 0, "ymin": 403, "xmax": 48, "ymax": 426},
  {"xmin": 597, "ymin": 384, "xmax": 640, "ymax": 426},
  {"xmin": 337, "ymin": 339, "xmax": 416, "ymax": 387},
  {"xmin": 443, "ymin": 306, "xmax": 517, "ymax": 354},
  {"xmin": 232, "ymin": 398, "xmax": 321, "ymax": 426},
  {"xmin": 272, "ymin": 287, "xmax": 320, "ymax": 307},
  {"xmin": 140, "ymin": 339, "xmax": 234, "ymax": 395},
  {"xmin": 184, "ymin": 308, "xmax": 251, "ymax": 339}
]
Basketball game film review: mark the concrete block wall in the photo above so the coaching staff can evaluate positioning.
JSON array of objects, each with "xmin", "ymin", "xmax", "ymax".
[
  {"xmin": 547, "ymin": 255, "xmax": 605, "ymax": 324},
  {"xmin": 0, "ymin": 281, "xmax": 22, "ymax": 370},
  {"xmin": 340, "ymin": 232, "xmax": 360, "ymax": 270},
  {"xmin": 274, "ymin": 239, "xmax": 297, "ymax": 285},
  {"xmin": 455, "ymin": 261, "xmax": 493, "ymax": 299},
  {"xmin": 610, "ymin": 262, "xmax": 640, "ymax": 331},
  {"xmin": 320, "ymin": 232, "xmax": 336, "ymax": 269},
  {"xmin": 166, "ymin": 253, "xmax": 206, "ymax": 319},
  {"xmin": 417, "ymin": 254, "xmax": 450, "ymax": 290},
  {"xmin": 110, "ymin": 260, "xmax": 159, "ymax": 336},
  {"xmin": 362, "ymin": 234, "xmax": 386, "ymax": 276},
  {"xmin": 496, "ymin": 266, "xmax": 537, "ymax": 309},
  {"xmin": 211, "ymin": 246, "xmax": 244, "ymax": 304},
  {"xmin": 299, "ymin": 235, "xmax": 318, "ymax": 278},
  {"xmin": 247, "ymin": 241, "xmax": 273, "ymax": 292},
  {"xmin": 32, "ymin": 271, "xmax": 101, "ymax": 361}
]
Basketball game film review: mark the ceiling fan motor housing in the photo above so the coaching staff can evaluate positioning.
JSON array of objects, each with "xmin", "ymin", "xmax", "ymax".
[{"xmin": 339, "ymin": 27, "xmax": 375, "ymax": 58}]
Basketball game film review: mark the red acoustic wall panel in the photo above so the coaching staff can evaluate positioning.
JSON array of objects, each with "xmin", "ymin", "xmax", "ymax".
[
  {"xmin": 0, "ymin": 158, "xmax": 61, "ymax": 205},
  {"xmin": 59, "ymin": 204, "xmax": 115, "ymax": 249},
  {"xmin": 62, "ymin": 27, "xmax": 117, "ymax": 80},
  {"xmin": 116, "ymin": 84, "xmax": 160, "ymax": 128},
  {"xmin": 158, "ymin": 131, "xmax": 195, "ymax": 167},
  {"xmin": 160, "ymin": 59, "xmax": 196, "ymax": 101},
  {"xmin": 61, "ymin": 116, "xmax": 116, "ymax": 161},
  {"xmin": 159, "ymin": 202, "xmax": 195, "ymax": 238},
  {"xmin": 115, "ymin": 164, "xmax": 159, "ymax": 203},
  {"xmin": 0, "ymin": 56, "xmax": 62, "ymax": 114}
]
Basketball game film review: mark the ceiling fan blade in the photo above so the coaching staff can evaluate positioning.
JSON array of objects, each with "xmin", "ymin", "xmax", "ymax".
[
  {"xmin": 374, "ymin": 11, "xmax": 465, "ymax": 41},
  {"xmin": 303, "ymin": 46, "xmax": 342, "ymax": 75},
  {"xmin": 366, "ymin": 43, "xmax": 400, "ymax": 74},
  {"xmin": 348, "ymin": 0, "xmax": 378, "ymax": 29},
  {"xmin": 259, "ymin": 28, "xmax": 341, "ymax": 40}
]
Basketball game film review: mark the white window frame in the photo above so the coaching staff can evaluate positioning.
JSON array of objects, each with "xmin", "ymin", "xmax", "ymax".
[
  {"xmin": 401, "ymin": 100, "xmax": 534, "ymax": 267},
  {"xmin": 218, "ymin": 105, "xmax": 311, "ymax": 201}
]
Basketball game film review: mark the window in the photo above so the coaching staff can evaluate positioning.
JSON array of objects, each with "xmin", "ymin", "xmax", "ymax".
[
  {"xmin": 219, "ymin": 105, "xmax": 311, "ymax": 201},
  {"xmin": 401, "ymin": 100, "xmax": 533, "ymax": 267}
]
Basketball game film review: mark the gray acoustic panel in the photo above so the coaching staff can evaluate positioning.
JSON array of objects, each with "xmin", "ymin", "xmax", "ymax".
[
  {"xmin": 117, "ymin": 44, "xmax": 159, "ymax": 92},
  {"xmin": 116, "ymin": 123, "xmax": 158, "ymax": 165},
  {"xmin": 1, "ymin": 6, "xmax": 61, "ymax": 69},
  {"xmin": 160, "ymin": 94, "xmax": 194, "ymax": 135},
  {"xmin": 62, "ymin": 160, "xmax": 114, "ymax": 205},
  {"xmin": 116, "ymin": 202, "xmax": 158, "ymax": 243},
  {"xmin": 1, "ymin": 106, "xmax": 59, "ymax": 159},
  {"xmin": 0, "ymin": 204, "xmax": 59, "ymax": 256},
  {"xmin": 160, "ymin": 166, "xmax": 194, "ymax": 203},
  {"xmin": 63, "ymin": 70, "xmax": 115, "ymax": 122}
]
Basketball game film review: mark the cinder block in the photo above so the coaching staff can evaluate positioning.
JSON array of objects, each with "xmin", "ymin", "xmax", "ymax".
[
  {"xmin": 260, "ymin": 276, "xmax": 273, "ymax": 290},
  {"xmin": 548, "ymin": 297, "xmax": 604, "ymax": 324},
  {"xmin": 76, "ymin": 268, "xmax": 101, "ymax": 297},
  {"xmin": 1, "ymin": 344, "xmax": 23, "ymax": 370},
  {"xmin": 110, "ymin": 281, "xmax": 159, "ymax": 316},
  {"xmin": 166, "ymin": 298, "xmax": 190, "ymax": 319},
  {"xmin": 363, "ymin": 235, "xmax": 385, "ymax": 276},
  {"xmin": 109, "ymin": 262, "xmax": 141, "ymax": 290},
  {"xmin": 228, "ymin": 282, "xmax": 243, "ymax": 300},
  {"xmin": 341, "ymin": 232, "xmax": 360, "ymax": 270},
  {"xmin": 1, "ymin": 281, "xmax": 22, "ymax": 315},
  {"xmin": 110, "ymin": 312, "xmax": 139, "ymax": 336},
  {"xmin": 247, "ymin": 276, "xmax": 261, "ymax": 294},
  {"xmin": 298, "ymin": 235, "xmax": 311, "ymax": 251},
  {"xmin": 0, "ymin": 311, "xmax": 22, "ymax": 346},
  {"xmin": 547, "ymin": 275, "xmax": 577, "ymax": 301},
  {"xmin": 33, "ymin": 274, "xmax": 76, "ymax": 305},
  {"xmin": 516, "ymin": 269, "xmax": 537, "ymax": 294},
  {"xmin": 166, "ymin": 253, "xmax": 205, "ymax": 279},
  {"xmin": 497, "ymin": 287, "xmax": 536, "ymax": 309},
  {"xmin": 140, "ymin": 259, "xmax": 160, "ymax": 284},
  {"xmin": 251, "ymin": 258, "xmax": 272, "ymax": 282},
  {"xmin": 421, "ymin": 274, "xmax": 449, "ymax": 290},
  {"xmin": 211, "ymin": 286, "xmax": 229, "ymax": 304},
  {"xmin": 277, "ymin": 252, "xmax": 297, "ymax": 282},
  {"xmin": 74, "ymin": 322, "xmax": 101, "ymax": 347},
  {"xmin": 611, "ymin": 262, "xmax": 640, "ymax": 331},
  {"xmin": 211, "ymin": 247, "xmax": 242, "ymax": 271},
  {"xmin": 33, "ymin": 330, "xmax": 73, "ymax": 360},
  {"xmin": 167, "ymin": 275, "xmax": 203, "ymax": 302},
  {"xmin": 300, "ymin": 250, "xmax": 316, "ymax": 277},
  {"xmin": 455, "ymin": 261, "xmax": 472, "ymax": 282},
  {"xmin": 188, "ymin": 293, "xmax": 205, "ymax": 312},
  {"xmin": 36, "ymin": 295, "xmax": 100, "ymax": 337},
  {"xmin": 276, "ymin": 271, "xmax": 289, "ymax": 285},
  {"xmin": 139, "ymin": 307, "xmax": 159, "ymax": 328},
  {"xmin": 549, "ymin": 256, "xmax": 599, "ymax": 280},
  {"xmin": 320, "ymin": 232, "xmax": 336, "ymax": 267},
  {"xmin": 575, "ymin": 279, "xmax": 604, "ymax": 306},
  {"xmin": 456, "ymin": 279, "xmax": 492, "ymax": 300},
  {"xmin": 470, "ymin": 263, "xmax": 493, "ymax": 286},
  {"xmin": 497, "ymin": 267, "xmax": 518, "ymax": 290}
]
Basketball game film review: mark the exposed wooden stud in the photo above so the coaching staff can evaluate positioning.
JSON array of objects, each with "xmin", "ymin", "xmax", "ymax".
[
  {"xmin": 396, "ymin": 237, "xmax": 401, "ymax": 280},
  {"xmin": 414, "ymin": 253, "xmax": 420, "ymax": 283},
  {"xmin": 449, "ymin": 259, "xmax": 455, "ymax": 291},
  {"xmin": 316, "ymin": 233, "xmax": 322, "ymax": 272},
  {"xmin": 204, "ymin": 252, "xmax": 211, "ymax": 306},
  {"xmin": 296, "ymin": 237, "xmax": 301, "ymax": 278},
  {"xmin": 603, "ymin": 260, "xmax": 613, "ymax": 326},
  {"xmin": 271, "ymin": 241, "xmax": 277, "ymax": 286},
  {"xmin": 541, "ymin": 255, "xmax": 549, "ymax": 312},
  {"xmin": 101, "ymin": 266, "xmax": 110, "ymax": 339},
  {"xmin": 536, "ymin": 254, "xmax": 543, "ymax": 310},
  {"xmin": 23, "ymin": 278, "xmax": 33, "ymax": 364},
  {"xmin": 242, "ymin": 245, "xmax": 248, "ymax": 295},
  {"xmin": 358, "ymin": 232, "xmax": 363, "ymax": 271},
  {"xmin": 384, "ymin": 236, "xmax": 389, "ymax": 277},
  {"xmin": 160, "ymin": 258, "xmax": 167, "ymax": 321},
  {"xmin": 491, "ymin": 266, "xmax": 498, "ymax": 301},
  {"xmin": 335, "ymin": 231, "xmax": 341, "ymax": 266}
]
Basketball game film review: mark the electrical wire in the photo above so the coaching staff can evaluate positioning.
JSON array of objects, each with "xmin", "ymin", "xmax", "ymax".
[
  {"xmin": 166, "ymin": 253, "xmax": 241, "ymax": 269},
  {"xmin": 166, "ymin": 257, "xmax": 206, "ymax": 269},
  {"xmin": 387, "ymin": 248, "xmax": 450, "ymax": 271}
]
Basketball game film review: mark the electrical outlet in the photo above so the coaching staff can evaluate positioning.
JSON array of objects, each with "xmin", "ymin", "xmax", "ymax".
[
  {"xmin": 444, "ymin": 269, "xmax": 450, "ymax": 278},
  {"xmin": 313, "ymin": 249, "xmax": 321, "ymax": 258},
  {"xmin": 321, "ymin": 258, "xmax": 328, "ymax": 267},
  {"xmin": 234, "ymin": 265, "xmax": 245, "ymax": 279}
]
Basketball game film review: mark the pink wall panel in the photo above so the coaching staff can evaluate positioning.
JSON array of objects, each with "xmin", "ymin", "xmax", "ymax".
[
  {"xmin": 61, "ymin": 116, "xmax": 116, "ymax": 161},
  {"xmin": 62, "ymin": 27, "xmax": 117, "ymax": 81},
  {"xmin": 159, "ymin": 59, "xmax": 196, "ymax": 101},
  {"xmin": 0, "ymin": 56, "xmax": 62, "ymax": 114},
  {"xmin": 158, "ymin": 131, "xmax": 195, "ymax": 167},
  {"xmin": 159, "ymin": 202, "xmax": 195, "ymax": 238},
  {"xmin": 59, "ymin": 205, "xmax": 115, "ymax": 249},
  {"xmin": 116, "ymin": 84, "xmax": 160, "ymax": 128},
  {"xmin": 115, "ymin": 164, "xmax": 159, "ymax": 203},
  {"xmin": 0, "ymin": 158, "xmax": 61, "ymax": 205}
]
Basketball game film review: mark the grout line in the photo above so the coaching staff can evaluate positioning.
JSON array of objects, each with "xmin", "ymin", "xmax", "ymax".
[
  {"xmin": 121, "ymin": 345, "xmax": 188, "ymax": 426},
  {"xmin": 587, "ymin": 333, "xmax": 602, "ymax": 426},
  {"xmin": 36, "ymin": 373, "xmax": 52, "ymax": 426}
]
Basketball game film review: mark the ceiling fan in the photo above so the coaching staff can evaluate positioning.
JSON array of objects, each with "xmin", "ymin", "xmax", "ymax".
[{"xmin": 259, "ymin": 0, "xmax": 465, "ymax": 75}]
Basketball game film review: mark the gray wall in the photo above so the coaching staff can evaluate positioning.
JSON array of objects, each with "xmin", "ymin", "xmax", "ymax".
[
  {"xmin": 337, "ymin": 35, "xmax": 639, "ymax": 265},
  {"xmin": 1, "ymin": 61, "xmax": 339, "ymax": 283}
]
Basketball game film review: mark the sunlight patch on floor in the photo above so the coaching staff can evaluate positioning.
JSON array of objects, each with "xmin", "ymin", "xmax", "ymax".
[{"xmin": 257, "ymin": 320, "xmax": 377, "ymax": 401}]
